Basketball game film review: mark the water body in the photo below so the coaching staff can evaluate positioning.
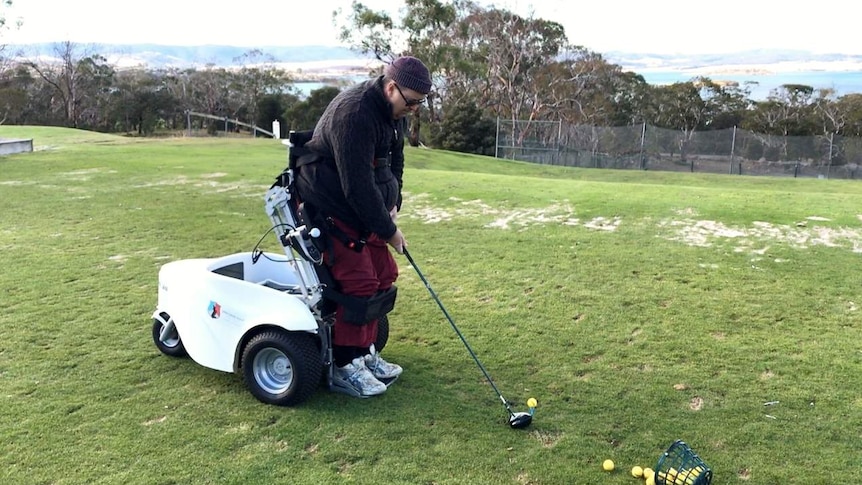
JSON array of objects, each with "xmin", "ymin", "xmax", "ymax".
[
  {"xmin": 294, "ymin": 72, "xmax": 862, "ymax": 101},
  {"xmin": 293, "ymin": 76, "xmax": 370, "ymax": 97},
  {"xmin": 638, "ymin": 70, "xmax": 862, "ymax": 100}
]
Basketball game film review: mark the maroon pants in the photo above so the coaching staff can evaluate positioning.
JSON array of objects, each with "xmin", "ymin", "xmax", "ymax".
[{"xmin": 325, "ymin": 217, "xmax": 398, "ymax": 348}]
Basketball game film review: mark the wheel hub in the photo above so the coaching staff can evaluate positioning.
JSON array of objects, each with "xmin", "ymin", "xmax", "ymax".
[{"xmin": 253, "ymin": 347, "xmax": 294, "ymax": 395}]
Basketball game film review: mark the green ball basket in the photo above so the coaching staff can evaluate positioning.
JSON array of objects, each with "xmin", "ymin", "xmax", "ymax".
[{"xmin": 654, "ymin": 440, "xmax": 713, "ymax": 485}]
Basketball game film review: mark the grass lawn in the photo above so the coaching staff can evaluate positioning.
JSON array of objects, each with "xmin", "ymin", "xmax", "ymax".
[{"xmin": 1, "ymin": 126, "xmax": 861, "ymax": 484}]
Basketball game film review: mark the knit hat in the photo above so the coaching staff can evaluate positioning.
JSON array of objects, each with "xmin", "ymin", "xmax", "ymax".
[{"xmin": 384, "ymin": 56, "xmax": 432, "ymax": 95}]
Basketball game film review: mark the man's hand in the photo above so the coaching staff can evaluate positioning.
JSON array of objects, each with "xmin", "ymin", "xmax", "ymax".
[
  {"xmin": 386, "ymin": 227, "xmax": 407, "ymax": 254},
  {"xmin": 389, "ymin": 206, "xmax": 398, "ymax": 223}
]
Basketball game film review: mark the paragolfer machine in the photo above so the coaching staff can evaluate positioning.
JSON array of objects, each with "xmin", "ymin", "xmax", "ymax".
[{"xmin": 151, "ymin": 132, "xmax": 536, "ymax": 429}]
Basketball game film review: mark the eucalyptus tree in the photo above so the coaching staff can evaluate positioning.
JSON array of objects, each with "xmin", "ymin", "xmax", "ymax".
[
  {"xmin": 0, "ymin": 0, "xmax": 24, "ymax": 125},
  {"xmin": 647, "ymin": 81, "xmax": 711, "ymax": 160},
  {"xmin": 0, "ymin": 0, "xmax": 20, "ymax": 77},
  {"xmin": 336, "ymin": 0, "xmax": 460, "ymax": 145},
  {"xmin": 336, "ymin": 0, "xmax": 398, "ymax": 62},
  {"xmin": 541, "ymin": 48, "xmax": 644, "ymax": 126},
  {"xmin": 0, "ymin": 64, "xmax": 32, "ymax": 124},
  {"xmin": 467, "ymin": 7, "xmax": 566, "ymax": 123},
  {"xmin": 257, "ymin": 90, "xmax": 300, "ymax": 137},
  {"xmin": 337, "ymin": 1, "xmax": 415, "ymax": 142},
  {"xmin": 535, "ymin": 49, "xmax": 651, "ymax": 157},
  {"xmin": 701, "ymin": 81, "xmax": 754, "ymax": 130},
  {"xmin": 813, "ymin": 88, "xmax": 847, "ymax": 136},
  {"xmin": 835, "ymin": 93, "xmax": 862, "ymax": 137},
  {"xmin": 229, "ymin": 49, "xmax": 292, "ymax": 130},
  {"xmin": 161, "ymin": 67, "xmax": 196, "ymax": 125},
  {"xmin": 767, "ymin": 83, "xmax": 818, "ymax": 136},
  {"xmin": 423, "ymin": 1, "xmax": 490, "ymax": 110},
  {"xmin": 741, "ymin": 84, "xmax": 820, "ymax": 161},
  {"xmin": 107, "ymin": 69, "xmax": 178, "ymax": 135},
  {"xmin": 186, "ymin": 65, "xmax": 233, "ymax": 130},
  {"xmin": 283, "ymin": 86, "xmax": 339, "ymax": 132},
  {"xmin": 401, "ymin": 0, "xmax": 461, "ymax": 123},
  {"xmin": 832, "ymin": 93, "xmax": 862, "ymax": 170},
  {"xmin": 23, "ymin": 42, "xmax": 115, "ymax": 129}
]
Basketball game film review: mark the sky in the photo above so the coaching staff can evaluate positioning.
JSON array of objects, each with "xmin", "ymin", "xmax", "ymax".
[{"xmin": 2, "ymin": 0, "xmax": 861, "ymax": 56}]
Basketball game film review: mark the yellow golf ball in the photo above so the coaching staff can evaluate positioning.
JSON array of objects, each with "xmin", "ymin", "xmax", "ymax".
[
  {"xmin": 631, "ymin": 465, "xmax": 644, "ymax": 478},
  {"xmin": 602, "ymin": 459, "xmax": 614, "ymax": 471},
  {"xmin": 527, "ymin": 397, "xmax": 537, "ymax": 408}
]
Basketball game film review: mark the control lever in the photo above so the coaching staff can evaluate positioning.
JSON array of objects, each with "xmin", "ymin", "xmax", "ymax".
[{"xmin": 281, "ymin": 225, "xmax": 323, "ymax": 263}]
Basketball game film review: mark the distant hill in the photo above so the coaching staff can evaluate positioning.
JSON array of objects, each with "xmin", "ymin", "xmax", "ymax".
[
  {"xmin": 8, "ymin": 42, "xmax": 371, "ymax": 68},
  {"xmin": 604, "ymin": 49, "xmax": 862, "ymax": 72},
  {"xmin": 9, "ymin": 43, "xmax": 862, "ymax": 75}
]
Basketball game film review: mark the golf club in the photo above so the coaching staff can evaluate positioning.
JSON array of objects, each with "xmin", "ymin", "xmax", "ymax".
[{"xmin": 403, "ymin": 248, "xmax": 533, "ymax": 429}]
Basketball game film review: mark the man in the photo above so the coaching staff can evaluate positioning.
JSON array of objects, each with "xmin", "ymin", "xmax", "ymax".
[{"xmin": 294, "ymin": 56, "xmax": 432, "ymax": 397}]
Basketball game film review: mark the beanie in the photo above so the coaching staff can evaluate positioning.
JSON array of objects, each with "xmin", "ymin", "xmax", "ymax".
[{"xmin": 384, "ymin": 56, "xmax": 432, "ymax": 95}]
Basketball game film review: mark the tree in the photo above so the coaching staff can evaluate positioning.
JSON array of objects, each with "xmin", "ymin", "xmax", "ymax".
[
  {"xmin": 542, "ymin": 49, "xmax": 647, "ymax": 127},
  {"xmin": 229, "ymin": 50, "xmax": 292, "ymax": 131},
  {"xmin": 337, "ymin": 0, "xmax": 445, "ymax": 146},
  {"xmin": 430, "ymin": 101, "xmax": 495, "ymax": 155},
  {"xmin": 337, "ymin": 1, "xmax": 397, "ymax": 62},
  {"xmin": 283, "ymin": 86, "xmax": 340, "ymax": 132},
  {"xmin": 647, "ymin": 82, "xmax": 709, "ymax": 160},
  {"xmin": 763, "ymin": 84, "xmax": 818, "ymax": 136},
  {"xmin": 0, "ymin": 1, "xmax": 21, "ymax": 44},
  {"xmin": 400, "ymin": 0, "xmax": 462, "ymax": 141},
  {"xmin": 835, "ymin": 94, "xmax": 862, "ymax": 137},
  {"xmin": 24, "ymin": 42, "xmax": 115, "ymax": 129},
  {"xmin": 469, "ymin": 7, "xmax": 566, "ymax": 123},
  {"xmin": 697, "ymin": 79, "xmax": 754, "ymax": 130},
  {"xmin": 813, "ymin": 88, "xmax": 847, "ymax": 136},
  {"xmin": 108, "ymin": 69, "xmax": 176, "ymax": 135},
  {"xmin": 0, "ymin": 64, "xmax": 30, "ymax": 124},
  {"xmin": 187, "ymin": 66, "xmax": 232, "ymax": 119},
  {"xmin": 257, "ymin": 92, "xmax": 299, "ymax": 138},
  {"xmin": 1, "ymin": 0, "xmax": 23, "ymax": 121}
]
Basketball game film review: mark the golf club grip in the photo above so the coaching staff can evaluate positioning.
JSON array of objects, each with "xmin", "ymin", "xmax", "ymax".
[{"xmin": 403, "ymin": 249, "xmax": 511, "ymax": 409}]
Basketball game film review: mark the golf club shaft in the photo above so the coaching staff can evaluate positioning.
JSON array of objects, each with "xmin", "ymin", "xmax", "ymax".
[{"xmin": 403, "ymin": 249, "xmax": 514, "ymax": 415}]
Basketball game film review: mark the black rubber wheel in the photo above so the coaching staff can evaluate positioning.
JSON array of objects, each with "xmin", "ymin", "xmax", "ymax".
[
  {"xmin": 152, "ymin": 314, "xmax": 187, "ymax": 358},
  {"xmin": 375, "ymin": 313, "xmax": 389, "ymax": 353},
  {"xmin": 241, "ymin": 331, "xmax": 322, "ymax": 406}
]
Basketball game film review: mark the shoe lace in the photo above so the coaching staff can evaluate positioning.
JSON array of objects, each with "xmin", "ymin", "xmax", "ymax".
[
  {"xmin": 346, "ymin": 361, "xmax": 371, "ymax": 386},
  {"xmin": 366, "ymin": 354, "xmax": 380, "ymax": 371}
]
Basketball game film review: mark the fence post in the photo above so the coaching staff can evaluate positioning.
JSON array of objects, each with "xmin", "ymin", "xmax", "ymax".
[
  {"xmin": 186, "ymin": 110, "xmax": 191, "ymax": 137},
  {"xmin": 494, "ymin": 117, "xmax": 499, "ymax": 159},
  {"xmin": 826, "ymin": 132, "xmax": 834, "ymax": 179},
  {"xmin": 730, "ymin": 126, "xmax": 737, "ymax": 174},
  {"xmin": 639, "ymin": 122, "xmax": 646, "ymax": 170},
  {"xmin": 557, "ymin": 120, "xmax": 562, "ymax": 165}
]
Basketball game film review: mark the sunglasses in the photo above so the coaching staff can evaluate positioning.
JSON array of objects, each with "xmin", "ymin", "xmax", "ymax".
[{"xmin": 394, "ymin": 83, "xmax": 426, "ymax": 107}]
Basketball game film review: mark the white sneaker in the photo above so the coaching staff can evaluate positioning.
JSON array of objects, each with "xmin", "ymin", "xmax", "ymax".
[
  {"xmin": 365, "ymin": 344, "xmax": 403, "ymax": 380},
  {"xmin": 333, "ymin": 357, "xmax": 387, "ymax": 396}
]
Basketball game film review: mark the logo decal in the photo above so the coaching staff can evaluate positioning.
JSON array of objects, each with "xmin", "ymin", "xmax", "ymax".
[{"xmin": 208, "ymin": 301, "xmax": 221, "ymax": 319}]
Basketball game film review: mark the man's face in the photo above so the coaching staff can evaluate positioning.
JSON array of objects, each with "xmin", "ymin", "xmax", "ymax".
[{"xmin": 386, "ymin": 81, "xmax": 426, "ymax": 119}]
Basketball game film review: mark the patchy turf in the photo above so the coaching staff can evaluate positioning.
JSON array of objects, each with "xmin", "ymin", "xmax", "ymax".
[{"xmin": 1, "ymin": 126, "xmax": 862, "ymax": 484}]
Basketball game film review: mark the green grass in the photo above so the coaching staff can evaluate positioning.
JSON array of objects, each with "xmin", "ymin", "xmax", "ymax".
[{"xmin": 2, "ymin": 126, "xmax": 862, "ymax": 484}]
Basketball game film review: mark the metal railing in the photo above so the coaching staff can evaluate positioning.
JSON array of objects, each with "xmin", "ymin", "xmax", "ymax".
[{"xmin": 185, "ymin": 110, "xmax": 275, "ymax": 138}]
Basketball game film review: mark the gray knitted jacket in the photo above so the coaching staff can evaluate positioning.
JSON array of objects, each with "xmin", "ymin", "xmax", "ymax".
[{"xmin": 296, "ymin": 77, "xmax": 405, "ymax": 240}]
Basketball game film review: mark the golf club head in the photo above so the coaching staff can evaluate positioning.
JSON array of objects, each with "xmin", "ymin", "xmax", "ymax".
[{"xmin": 508, "ymin": 412, "xmax": 533, "ymax": 429}]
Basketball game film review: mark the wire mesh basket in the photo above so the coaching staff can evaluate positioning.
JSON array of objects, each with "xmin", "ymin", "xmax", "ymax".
[{"xmin": 654, "ymin": 440, "xmax": 713, "ymax": 485}]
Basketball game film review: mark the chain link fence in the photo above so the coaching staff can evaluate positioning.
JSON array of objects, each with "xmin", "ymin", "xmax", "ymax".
[{"xmin": 495, "ymin": 120, "xmax": 862, "ymax": 180}]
